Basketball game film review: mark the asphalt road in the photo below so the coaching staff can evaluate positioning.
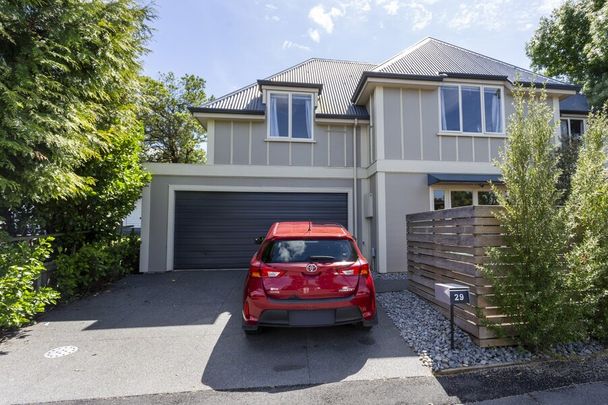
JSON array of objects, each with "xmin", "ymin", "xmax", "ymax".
[
  {"xmin": 41, "ymin": 377, "xmax": 457, "ymax": 405},
  {"xmin": 39, "ymin": 378, "xmax": 608, "ymax": 405}
]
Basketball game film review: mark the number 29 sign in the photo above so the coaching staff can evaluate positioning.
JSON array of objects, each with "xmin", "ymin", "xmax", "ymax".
[{"xmin": 449, "ymin": 290, "xmax": 470, "ymax": 304}]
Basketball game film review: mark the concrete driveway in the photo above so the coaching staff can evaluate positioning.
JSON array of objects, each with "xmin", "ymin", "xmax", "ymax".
[{"xmin": 0, "ymin": 271, "xmax": 431, "ymax": 404}]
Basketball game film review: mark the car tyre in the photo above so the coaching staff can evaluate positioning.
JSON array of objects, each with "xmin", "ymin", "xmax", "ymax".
[
  {"xmin": 243, "ymin": 321, "xmax": 262, "ymax": 335},
  {"xmin": 358, "ymin": 314, "xmax": 377, "ymax": 331},
  {"xmin": 357, "ymin": 322, "xmax": 373, "ymax": 331}
]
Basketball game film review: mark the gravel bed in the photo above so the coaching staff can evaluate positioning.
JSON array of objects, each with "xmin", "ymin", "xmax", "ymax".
[
  {"xmin": 378, "ymin": 289, "xmax": 605, "ymax": 371},
  {"xmin": 374, "ymin": 272, "xmax": 408, "ymax": 280}
]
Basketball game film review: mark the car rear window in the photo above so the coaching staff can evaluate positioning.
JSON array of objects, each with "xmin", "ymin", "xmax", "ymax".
[{"xmin": 262, "ymin": 239, "xmax": 357, "ymax": 263}]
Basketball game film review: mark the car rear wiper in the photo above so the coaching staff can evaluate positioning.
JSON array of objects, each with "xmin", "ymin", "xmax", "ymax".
[{"xmin": 308, "ymin": 255, "xmax": 335, "ymax": 262}]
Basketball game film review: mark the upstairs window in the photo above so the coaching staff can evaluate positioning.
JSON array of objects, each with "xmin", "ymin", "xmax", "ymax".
[
  {"xmin": 440, "ymin": 85, "xmax": 504, "ymax": 134},
  {"xmin": 268, "ymin": 92, "xmax": 314, "ymax": 139}
]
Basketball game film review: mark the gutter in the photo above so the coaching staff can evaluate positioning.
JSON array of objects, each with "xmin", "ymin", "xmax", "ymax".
[
  {"xmin": 350, "ymin": 71, "xmax": 581, "ymax": 105},
  {"xmin": 353, "ymin": 118, "xmax": 358, "ymax": 240}
]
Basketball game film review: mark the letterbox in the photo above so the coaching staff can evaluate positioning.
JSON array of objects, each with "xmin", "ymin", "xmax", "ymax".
[{"xmin": 434, "ymin": 283, "xmax": 470, "ymax": 305}]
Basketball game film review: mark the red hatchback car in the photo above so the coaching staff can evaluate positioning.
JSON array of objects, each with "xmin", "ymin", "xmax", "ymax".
[{"xmin": 242, "ymin": 222, "xmax": 377, "ymax": 334}]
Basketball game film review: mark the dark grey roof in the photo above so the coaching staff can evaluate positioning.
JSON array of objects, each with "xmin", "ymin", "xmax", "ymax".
[
  {"xmin": 193, "ymin": 58, "xmax": 375, "ymax": 119},
  {"xmin": 560, "ymin": 94, "xmax": 589, "ymax": 114},
  {"xmin": 192, "ymin": 37, "xmax": 580, "ymax": 119},
  {"xmin": 427, "ymin": 173, "xmax": 503, "ymax": 186},
  {"xmin": 374, "ymin": 38, "xmax": 574, "ymax": 89}
]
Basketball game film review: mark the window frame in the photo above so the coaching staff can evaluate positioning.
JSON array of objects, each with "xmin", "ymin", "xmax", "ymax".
[
  {"xmin": 438, "ymin": 84, "xmax": 506, "ymax": 135},
  {"xmin": 266, "ymin": 91, "xmax": 315, "ymax": 141},
  {"xmin": 428, "ymin": 185, "xmax": 502, "ymax": 210},
  {"xmin": 560, "ymin": 117, "xmax": 585, "ymax": 143}
]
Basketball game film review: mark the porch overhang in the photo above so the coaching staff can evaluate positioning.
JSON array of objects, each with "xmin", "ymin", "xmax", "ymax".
[{"xmin": 427, "ymin": 173, "xmax": 503, "ymax": 186}]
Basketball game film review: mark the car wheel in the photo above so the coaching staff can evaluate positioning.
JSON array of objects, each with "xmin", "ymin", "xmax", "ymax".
[
  {"xmin": 242, "ymin": 321, "xmax": 262, "ymax": 335},
  {"xmin": 244, "ymin": 328, "xmax": 261, "ymax": 336},
  {"xmin": 357, "ymin": 322, "xmax": 373, "ymax": 331}
]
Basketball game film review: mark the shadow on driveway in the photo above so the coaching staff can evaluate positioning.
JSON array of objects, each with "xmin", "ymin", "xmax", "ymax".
[{"xmin": 199, "ymin": 274, "xmax": 424, "ymax": 391}]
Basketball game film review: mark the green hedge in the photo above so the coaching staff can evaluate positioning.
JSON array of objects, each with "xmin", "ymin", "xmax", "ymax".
[
  {"xmin": 55, "ymin": 234, "xmax": 140, "ymax": 301},
  {"xmin": 0, "ymin": 238, "xmax": 60, "ymax": 331}
]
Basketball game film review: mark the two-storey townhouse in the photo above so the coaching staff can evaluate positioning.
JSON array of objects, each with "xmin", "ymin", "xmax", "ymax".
[{"xmin": 139, "ymin": 38, "xmax": 588, "ymax": 274}]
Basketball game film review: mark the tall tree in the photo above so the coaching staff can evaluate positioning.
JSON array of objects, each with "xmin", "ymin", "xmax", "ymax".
[
  {"xmin": 482, "ymin": 86, "xmax": 584, "ymax": 350},
  {"xmin": 0, "ymin": 0, "xmax": 152, "ymax": 238},
  {"xmin": 527, "ymin": 0, "xmax": 608, "ymax": 108},
  {"xmin": 139, "ymin": 73, "xmax": 210, "ymax": 164},
  {"xmin": 564, "ymin": 112, "xmax": 608, "ymax": 341},
  {"xmin": 33, "ymin": 116, "xmax": 150, "ymax": 243},
  {"xmin": 0, "ymin": 0, "xmax": 152, "ymax": 206}
]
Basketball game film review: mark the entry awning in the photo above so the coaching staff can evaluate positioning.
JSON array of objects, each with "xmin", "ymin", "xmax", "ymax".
[{"xmin": 427, "ymin": 173, "xmax": 503, "ymax": 186}]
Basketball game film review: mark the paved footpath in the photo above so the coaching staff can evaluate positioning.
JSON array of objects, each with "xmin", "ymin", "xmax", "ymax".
[{"xmin": 470, "ymin": 381, "xmax": 608, "ymax": 405}]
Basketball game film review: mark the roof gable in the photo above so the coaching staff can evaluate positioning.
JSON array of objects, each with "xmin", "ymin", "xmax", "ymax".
[
  {"xmin": 195, "ymin": 58, "xmax": 375, "ymax": 118},
  {"xmin": 374, "ymin": 37, "xmax": 569, "ymax": 87}
]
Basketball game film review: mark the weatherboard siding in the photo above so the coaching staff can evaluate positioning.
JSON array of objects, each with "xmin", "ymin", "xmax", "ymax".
[
  {"xmin": 212, "ymin": 120, "xmax": 359, "ymax": 168},
  {"xmin": 380, "ymin": 87, "xmax": 518, "ymax": 163}
]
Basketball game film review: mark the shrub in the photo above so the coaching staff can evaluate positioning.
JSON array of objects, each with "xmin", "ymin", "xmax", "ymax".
[
  {"xmin": 55, "ymin": 235, "xmax": 140, "ymax": 300},
  {"xmin": 0, "ymin": 238, "xmax": 60, "ymax": 331},
  {"xmin": 564, "ymin": 112, "xmax": 608, "ymax": 341},
  {"xmin": 482, "ymin": 86, "xmax": 585, "ymax": 350}
]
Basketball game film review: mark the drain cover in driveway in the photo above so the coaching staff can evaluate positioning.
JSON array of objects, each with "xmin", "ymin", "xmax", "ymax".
[{"xmin": 44, "ymin": 346, "xmax": 78, "ymax": 359}]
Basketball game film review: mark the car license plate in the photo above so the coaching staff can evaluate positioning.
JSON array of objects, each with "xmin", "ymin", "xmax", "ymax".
[{"xmin": 289, "ymin": 310, "xmax": 335, "ymax": 326}]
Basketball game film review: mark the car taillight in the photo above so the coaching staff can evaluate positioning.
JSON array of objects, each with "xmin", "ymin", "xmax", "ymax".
[
  {"xmin": 249, "ymin": 265, "xmax": 284, "ymax": 278},
  {"xmin": 249, "ymin": 267, "xmax": 262, "ymax": 278},
  {"xmin": 359, "ymin": 262, "xmax": 370, "ymax": 277},
  {"xmin": 337, "ymin": 261, "xmax": 370, "ymax": 277},
  {"xmin": 260, "ymin": 265, "xmax": 285, "ymax": 278}
]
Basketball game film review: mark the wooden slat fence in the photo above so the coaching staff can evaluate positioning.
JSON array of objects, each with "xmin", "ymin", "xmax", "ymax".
[{"xmin": 407, "ymin": 205, "xmax": 513, "ymax": 347}]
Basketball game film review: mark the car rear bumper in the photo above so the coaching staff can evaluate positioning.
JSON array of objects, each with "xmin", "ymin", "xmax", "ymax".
[{"xmin": 242, "ymin": 276, "xmax": 377, "ymax": 329}]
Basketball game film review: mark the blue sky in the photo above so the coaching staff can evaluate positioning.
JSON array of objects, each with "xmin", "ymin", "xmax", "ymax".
[{"xmin": 142, "ymin": 0, "xmax": 564, "ymax": 101}]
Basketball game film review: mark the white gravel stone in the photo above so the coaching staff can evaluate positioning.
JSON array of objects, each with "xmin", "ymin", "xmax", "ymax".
[{"xmin": 378, "ymin": 289, "xmax": 605, "ymax": 371}]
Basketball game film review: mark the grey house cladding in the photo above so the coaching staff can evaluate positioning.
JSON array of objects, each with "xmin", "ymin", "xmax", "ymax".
[
  {"xmin": 212, "ymin": 121, "xmax": 357, "ymax": 167},
  {"xmin": 140, "ymin": 37, "xmax": 584, "ymax": 273}
]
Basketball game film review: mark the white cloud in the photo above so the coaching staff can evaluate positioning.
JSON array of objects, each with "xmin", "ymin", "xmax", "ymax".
[
  {"xmin": 308, "ymin": 4, "xmax": 344, "ymax": 33},
  {"xmin": 308, "ymin": 28, "xmax": 321, "ymax": 43},
  {"xmin": 448, "ymin": 1, "xmax": 510, "ymax": 31},
  {"xmin": 282, "ymin": 40, "xmax": 311, "ymax": 51},
  {"xmin": 384, "ymin": 0, "xmax": 400, "ymax": 15},
  {"xmin": 377, "ymin": 1, "xmax": 432, "ymax": 29},
  {"xmin": 344, "ymin": 0, "xmax": 372, "ymax": 12},
  {"xmin": 265, "ymin": 3, "xmax": 277, "ymax": 9},
  {"xmin": 409, "ymin": 2, "xmax": 432, "ymax": 30},
  {"xmin": 265, "ymin": 15, "xmax": 280, "ymax": 21},
  {"xmin": 537, "ymin": 0, "xmax": 564, "ymax": 15}
]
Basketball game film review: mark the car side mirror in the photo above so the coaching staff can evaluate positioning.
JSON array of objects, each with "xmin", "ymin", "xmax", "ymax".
[{"xmin": 254, "ymin": 236, "xmax": 265, "ymax": 245}]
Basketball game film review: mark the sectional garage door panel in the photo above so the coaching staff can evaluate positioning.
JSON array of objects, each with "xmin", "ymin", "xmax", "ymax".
[{"xmin": 173, "ymin": 191, "xmax": 348, "ymax": 270}]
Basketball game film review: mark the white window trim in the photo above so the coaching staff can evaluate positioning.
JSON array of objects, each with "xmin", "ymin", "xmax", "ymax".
[
  {"xmin": 266, "ymin": 91, "xmax": 315, "ymax": 141},
  {"xmin": 429, "ymin": 184, "xmax": 502, "ymax": 210},
  {"xmin": 438, "ymin": 84, "xmax": 506, "ymax": 136}
]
